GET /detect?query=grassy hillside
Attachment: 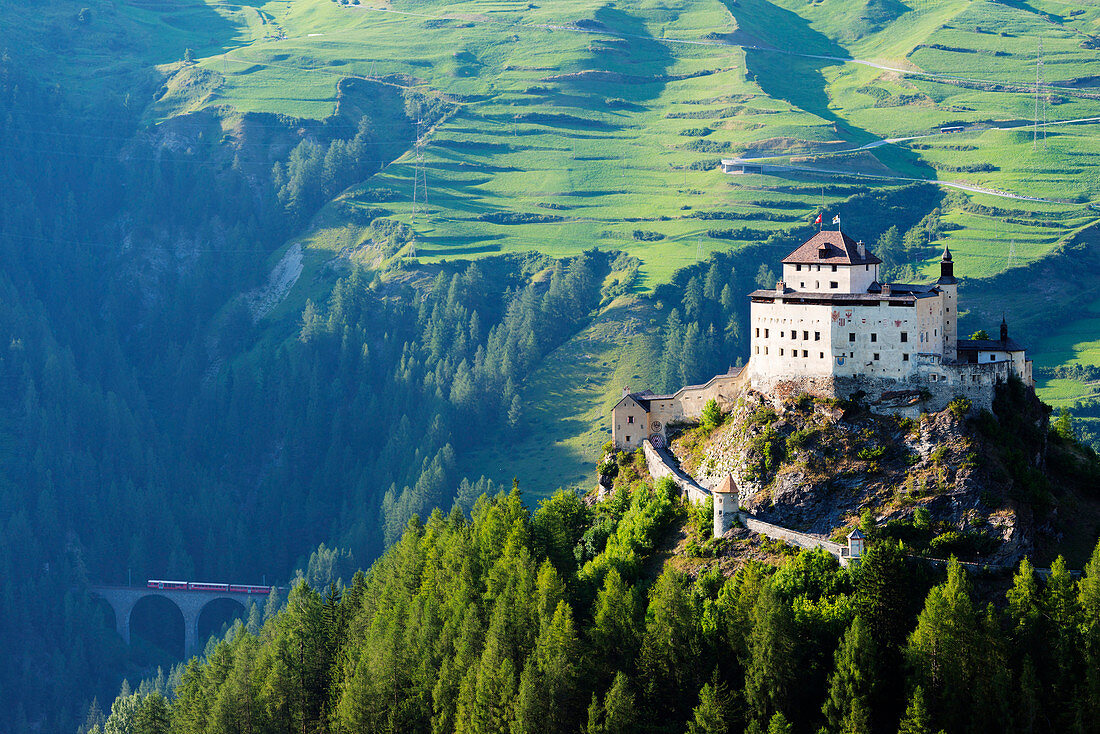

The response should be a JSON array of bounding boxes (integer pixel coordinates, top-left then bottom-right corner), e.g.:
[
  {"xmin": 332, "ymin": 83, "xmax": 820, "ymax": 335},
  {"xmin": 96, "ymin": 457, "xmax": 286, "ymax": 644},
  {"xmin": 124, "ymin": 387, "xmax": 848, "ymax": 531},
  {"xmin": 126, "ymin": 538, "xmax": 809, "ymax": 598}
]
[{"xmin": 25, "ymin": 0, "xmax": 1100, "ymax": 496}]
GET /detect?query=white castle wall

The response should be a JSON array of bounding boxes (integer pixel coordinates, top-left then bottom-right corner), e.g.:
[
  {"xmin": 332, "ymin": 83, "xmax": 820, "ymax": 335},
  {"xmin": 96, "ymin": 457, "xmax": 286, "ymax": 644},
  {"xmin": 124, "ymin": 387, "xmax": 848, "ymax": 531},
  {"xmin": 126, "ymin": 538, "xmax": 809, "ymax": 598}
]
[{"xmin": 782, "ymin": 261, "xmax": 879, "ymax": 294}]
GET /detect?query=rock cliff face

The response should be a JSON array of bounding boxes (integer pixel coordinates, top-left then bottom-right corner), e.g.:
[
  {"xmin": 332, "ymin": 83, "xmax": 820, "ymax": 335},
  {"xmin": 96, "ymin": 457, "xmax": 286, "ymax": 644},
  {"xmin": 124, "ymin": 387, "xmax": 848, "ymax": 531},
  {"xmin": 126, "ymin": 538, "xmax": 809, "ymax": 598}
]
[{"xmin": 668, "ymin": 384, "xmax": 1074, "ymax": 566}]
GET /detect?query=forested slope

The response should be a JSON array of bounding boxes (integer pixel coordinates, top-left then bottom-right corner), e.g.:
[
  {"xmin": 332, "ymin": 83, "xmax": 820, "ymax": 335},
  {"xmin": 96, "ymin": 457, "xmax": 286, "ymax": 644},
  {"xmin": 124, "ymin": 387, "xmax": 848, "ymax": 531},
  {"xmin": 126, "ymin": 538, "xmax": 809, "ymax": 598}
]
[{"xmin": 87, "ymin": 482, "xmax": 1100, "ymax": 734}]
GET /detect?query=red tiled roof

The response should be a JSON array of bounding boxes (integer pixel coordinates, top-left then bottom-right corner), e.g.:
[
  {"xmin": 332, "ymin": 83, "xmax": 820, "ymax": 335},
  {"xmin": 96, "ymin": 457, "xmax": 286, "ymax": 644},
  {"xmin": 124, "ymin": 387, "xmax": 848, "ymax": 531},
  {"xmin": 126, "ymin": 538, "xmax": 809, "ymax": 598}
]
[{"xmin": 782, "ymin": 230, "xmax": 882, "ymax": 265}]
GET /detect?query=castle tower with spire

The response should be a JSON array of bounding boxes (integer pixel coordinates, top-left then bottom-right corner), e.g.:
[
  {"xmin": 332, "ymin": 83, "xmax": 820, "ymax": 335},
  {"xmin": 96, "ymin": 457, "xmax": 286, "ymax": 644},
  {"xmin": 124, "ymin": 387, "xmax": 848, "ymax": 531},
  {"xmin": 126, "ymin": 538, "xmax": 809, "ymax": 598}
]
[{"xmin": 938, "ymin": 244, "xmax": 958, "ymax": 362}]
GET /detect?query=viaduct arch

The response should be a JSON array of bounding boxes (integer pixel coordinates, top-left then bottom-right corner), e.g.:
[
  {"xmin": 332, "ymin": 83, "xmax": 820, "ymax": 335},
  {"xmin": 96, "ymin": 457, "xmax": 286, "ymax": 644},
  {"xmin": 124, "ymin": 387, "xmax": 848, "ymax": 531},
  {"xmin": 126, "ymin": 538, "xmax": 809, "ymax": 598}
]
[{"xmin": 89, "ymin": 586, "xmax": 271, "ymax": 655}]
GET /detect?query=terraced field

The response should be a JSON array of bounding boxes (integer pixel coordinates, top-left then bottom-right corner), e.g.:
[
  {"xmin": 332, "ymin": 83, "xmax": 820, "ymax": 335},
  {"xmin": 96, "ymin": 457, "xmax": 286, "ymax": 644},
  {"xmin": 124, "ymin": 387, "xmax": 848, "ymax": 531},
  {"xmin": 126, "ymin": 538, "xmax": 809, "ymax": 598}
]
[{"xmin": 18, "ymin": 0, "xmax": 1100, "ymax": 493}]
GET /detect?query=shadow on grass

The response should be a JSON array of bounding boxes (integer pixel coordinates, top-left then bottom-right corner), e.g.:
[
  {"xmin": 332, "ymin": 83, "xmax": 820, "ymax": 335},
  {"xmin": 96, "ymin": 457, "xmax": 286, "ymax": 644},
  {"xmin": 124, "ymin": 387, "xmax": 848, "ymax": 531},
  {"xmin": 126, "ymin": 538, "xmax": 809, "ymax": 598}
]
[{"xmin": 419, "ymin": 242, "xmax": 504, "ymax": 256}]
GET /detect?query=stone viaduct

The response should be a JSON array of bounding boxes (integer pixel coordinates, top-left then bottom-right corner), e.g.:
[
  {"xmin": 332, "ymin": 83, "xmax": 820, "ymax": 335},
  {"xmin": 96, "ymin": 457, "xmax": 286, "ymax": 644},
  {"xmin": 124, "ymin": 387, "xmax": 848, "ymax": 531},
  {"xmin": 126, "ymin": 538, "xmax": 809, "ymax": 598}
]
[{"xmin": 89, "ymin": 585, "xmax": 273, "ymax": 655}]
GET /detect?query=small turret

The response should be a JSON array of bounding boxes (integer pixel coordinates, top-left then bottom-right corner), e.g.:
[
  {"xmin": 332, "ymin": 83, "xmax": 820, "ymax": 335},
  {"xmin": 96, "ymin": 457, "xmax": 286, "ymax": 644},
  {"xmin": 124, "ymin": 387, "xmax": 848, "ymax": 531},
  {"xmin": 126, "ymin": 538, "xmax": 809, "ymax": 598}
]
[
  {"xmin": 713, "ymin": 474, "xmax": 739, "ymax": 538},
  {"xmin": 847, "ymin": 528, "xmax": 866, "ymax": 561}
]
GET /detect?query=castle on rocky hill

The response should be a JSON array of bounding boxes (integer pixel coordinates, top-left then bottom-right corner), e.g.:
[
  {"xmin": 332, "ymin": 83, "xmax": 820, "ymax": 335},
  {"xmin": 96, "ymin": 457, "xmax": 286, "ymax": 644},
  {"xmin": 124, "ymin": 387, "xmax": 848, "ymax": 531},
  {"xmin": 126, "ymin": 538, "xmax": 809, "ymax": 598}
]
[{"xmin": 611, "ymin": 228, "xmax": 1032, "ymax": 450}]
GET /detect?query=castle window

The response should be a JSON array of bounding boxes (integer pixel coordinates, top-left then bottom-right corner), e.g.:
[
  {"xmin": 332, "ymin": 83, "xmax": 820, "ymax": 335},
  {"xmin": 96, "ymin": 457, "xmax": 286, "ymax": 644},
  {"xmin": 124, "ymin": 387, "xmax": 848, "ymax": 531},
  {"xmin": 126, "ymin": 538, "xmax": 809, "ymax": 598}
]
[
  {"xmin": 814, "ymin": 332, "xmax": 820, "ymax": 341},
  {"xmin": 791, "ymin": 332, "xmax": 796, "ymax": 341},
  {"xmin": 800, "ymin": 282, "xmax": 805, "ymax": 288},
  {"xmin": 819, "ymin": 352, "xmax": 824, "ymax": 358},
  {"xmin": 765, "ymin": 329, "xmax": 769, "ymax": 338},
  {"xmin": 830, "ymin": 281, "xmax": 838, "ymax": 289},
  {"xmin": 803, "ymin": 331, "xmax": 809, "ymax": 340},
  {"xmin": 831, "ymin": 265, "xmax": 837, "ymax": 272},
  {"xmin": 755, "ymin": 327, "xmax": 759, "ymax": 337},
  {"xmin": 765, "ymin": 347, "xmax": 768, "ymax": 355},
  {"xmin": 755, "ymin": 346, "xmax": 760, "ymax": 354},
  {"xmin": 780, "ymin": 349, "xmax": 784, "ymax": 356},
  {"xmin": 873, "ymin": 353, "xmax": 880, "ymax": 361},
  {"xmin": 901, "ymin": 332, "xmax": 908, "ymax": 343},
  {"xmin": 628, "ymin": 416, "xmax": 634, "ymax": 424},
  {"xmin": 871, "ymin": 333, "xmax": 877, "ymax": 343},
  {"xmin": 903, "ymin": 354, "xmax": 909, "ymax": 361},
  {"xmin": 796, "ymin": 264, "xmax": 802, "ymax": 271},
  {"xmin": 802, "ymin": 350, "xmax": 808, "ymax": 357},
  {"xmin": 849, "ymin": 333, "xmax": 855, "ymax": 342}
]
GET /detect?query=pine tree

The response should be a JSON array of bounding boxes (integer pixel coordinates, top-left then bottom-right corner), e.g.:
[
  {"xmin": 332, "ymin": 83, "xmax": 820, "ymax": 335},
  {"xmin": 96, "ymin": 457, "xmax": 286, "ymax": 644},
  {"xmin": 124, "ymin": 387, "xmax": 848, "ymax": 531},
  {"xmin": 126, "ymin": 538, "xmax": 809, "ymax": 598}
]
[
  {"xmin": 131, "ymin": 693, "xmax": 170, "ymax": 734},
  {"xmin": 766, "ymin": 711, "xmax": 792, "ymax": 734},
  {"xmin": 686, "ymin": 673, "xmax": 729, "ymax": 734},
  {"xmin": 456, "ymin": 633, "xmax": 517, "ymax": 734},
  {"xmin": 1078, "ymin": 540, "xmax": 1100, "ymax": 729},
  {"xmin": 585, "ymin": 694, "xmax": 603, "ymax": 734},
  {"xmin": 660, "ymin": 309, "xmax": 685, "ymax": 393},
  {"xmin": 821, "ymin": 616, "xmax": 875, "ymax": 734},
  {"xmin": 854, "ymin": 539, "xmax": 908, "ymax": 715},
  {"xmin": 744, "ymin": 584, "xmax": 796, "ymax": 731},
  {"xmin": 590, "ymin": 569, "xmax": 641, "ymax": 680},
  {"xmin": 904, "ymin": 559, "xmax": 980, "ymax": 732},
  {"xmin": 897, "ymin": 687, "xmax": 931, "ymax": 734},
  {"xmin": 679, "ymin": 321, "xmax": 703, "ymax": 387},
  {"xmin": 1016, "ymin": 656, "xmax": 1041, "ymax": 734},
  {"xmin": 535, "ymin": 601, "xmax": 583, "ymax": 733},
  {"xmin": 602, "ymin": 672, "xmax": 637, "ymax": 734},
  {"xmin": 1045, "ymin": 555, "xmax": 1082, "ymax": 729},
  {"xmin": 1006, "ymin": 557, "xmax": 1042, "ymax": 637},
  {"xmin": 639, "ymin": 568, "xmax": 699, "ymax": 724}
]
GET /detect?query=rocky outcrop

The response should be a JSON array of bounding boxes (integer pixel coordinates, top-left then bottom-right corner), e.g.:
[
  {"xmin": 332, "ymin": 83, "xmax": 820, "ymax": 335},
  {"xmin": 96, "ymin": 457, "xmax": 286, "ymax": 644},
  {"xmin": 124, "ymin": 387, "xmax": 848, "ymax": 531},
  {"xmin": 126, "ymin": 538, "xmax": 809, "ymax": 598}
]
[{"xmin": 670, "ymin": 389, "xmax": 1040, "ymax": 566}]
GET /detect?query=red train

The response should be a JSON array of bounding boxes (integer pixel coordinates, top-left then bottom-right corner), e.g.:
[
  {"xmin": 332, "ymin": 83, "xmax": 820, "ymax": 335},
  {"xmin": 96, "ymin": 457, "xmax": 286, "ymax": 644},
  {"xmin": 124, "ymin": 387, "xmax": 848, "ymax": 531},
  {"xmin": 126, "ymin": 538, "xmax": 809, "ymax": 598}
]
[{"xmin": 147, "ymin": 580, "xmax": 272, "ymax": 594}]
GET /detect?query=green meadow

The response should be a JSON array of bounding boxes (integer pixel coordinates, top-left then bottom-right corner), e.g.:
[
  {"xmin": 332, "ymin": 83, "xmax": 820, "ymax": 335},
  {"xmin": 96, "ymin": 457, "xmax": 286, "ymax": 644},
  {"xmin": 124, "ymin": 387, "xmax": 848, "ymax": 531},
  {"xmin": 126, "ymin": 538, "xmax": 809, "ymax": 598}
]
[{"xmin": 24, "ymin": 0, "xmax": 1100, "ymax": 494}]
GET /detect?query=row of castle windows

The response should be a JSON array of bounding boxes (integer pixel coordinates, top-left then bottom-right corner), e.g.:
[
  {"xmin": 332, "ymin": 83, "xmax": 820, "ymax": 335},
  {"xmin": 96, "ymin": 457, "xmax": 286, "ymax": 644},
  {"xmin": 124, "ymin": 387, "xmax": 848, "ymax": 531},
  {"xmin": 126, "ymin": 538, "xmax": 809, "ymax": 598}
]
[
  {"xmin": 799, "ymin": 281, "xmax": 840, "ymax": 290},
  {"xmin": 794, "ymin": 264, "xmax": 839, "ymax": 272},
  {"xmin": 848, "ymin": 332, "xmax": 908, "ymax": 343},
  {"xmin": 755, "ymin": 345, "xmax": 912, "ymax": 362},
  {"xmin": 755, "ymin": 328, "xmax": 918, "ymax": 344}
]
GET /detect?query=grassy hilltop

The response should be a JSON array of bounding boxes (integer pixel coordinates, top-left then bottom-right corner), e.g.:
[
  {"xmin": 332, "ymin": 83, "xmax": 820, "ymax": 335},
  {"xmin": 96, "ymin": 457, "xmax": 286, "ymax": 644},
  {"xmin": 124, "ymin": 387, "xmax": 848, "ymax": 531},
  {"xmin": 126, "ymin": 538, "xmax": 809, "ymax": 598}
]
[{"xmin": 14, "ymin": 0, "xmax": 1100, "ymax": 496}]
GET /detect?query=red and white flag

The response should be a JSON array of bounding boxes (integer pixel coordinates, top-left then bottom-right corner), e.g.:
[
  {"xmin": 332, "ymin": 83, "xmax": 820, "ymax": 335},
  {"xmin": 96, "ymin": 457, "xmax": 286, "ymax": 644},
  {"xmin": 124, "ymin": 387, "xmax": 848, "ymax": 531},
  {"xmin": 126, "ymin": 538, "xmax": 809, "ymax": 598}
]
[{"xmin": 814, "ymin": 213, "xmax": 822, "ymax": 225}]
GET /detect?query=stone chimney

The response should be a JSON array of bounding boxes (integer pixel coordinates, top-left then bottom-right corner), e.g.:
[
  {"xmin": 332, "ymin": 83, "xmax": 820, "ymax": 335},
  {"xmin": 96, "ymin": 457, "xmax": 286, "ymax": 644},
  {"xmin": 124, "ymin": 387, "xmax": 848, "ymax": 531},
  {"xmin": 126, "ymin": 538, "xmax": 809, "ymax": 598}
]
[
  {"xmin": 776, "ymin": 280, "xmax": 785, "ymax": 293},
  {"xmin": 622, "ymin": 386, "xmax": 630, "ymax": 397},
  {"xmin": 857, "ymin": 240, "xmax": 866, "ymax": 259},
  {"xmin": 882, "ymin": 283, "xmax": 892, "ymax": 296}
]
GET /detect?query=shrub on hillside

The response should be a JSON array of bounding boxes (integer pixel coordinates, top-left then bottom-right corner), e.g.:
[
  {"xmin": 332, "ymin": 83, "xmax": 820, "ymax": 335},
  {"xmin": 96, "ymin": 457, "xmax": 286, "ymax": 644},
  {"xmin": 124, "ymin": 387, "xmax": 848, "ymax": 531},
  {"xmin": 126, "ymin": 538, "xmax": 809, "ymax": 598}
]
[
  {"xmin": 632, "ymin": 229, "xmax": 665, "ymax": 241},
  {"xmin": 477, "ymin": 211, "xmax": 564, "ymax": 224},
  {"xmin": 701, "ymin": 399, "xmax": 725, "ymax": 431}
]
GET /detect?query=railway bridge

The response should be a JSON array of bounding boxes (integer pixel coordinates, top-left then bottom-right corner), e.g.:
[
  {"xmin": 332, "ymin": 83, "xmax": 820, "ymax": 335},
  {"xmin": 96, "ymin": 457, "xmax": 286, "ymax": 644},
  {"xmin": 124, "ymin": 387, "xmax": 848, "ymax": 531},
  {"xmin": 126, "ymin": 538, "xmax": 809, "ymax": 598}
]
[{"xmin": 89, "ymin": 583, "xmax": 277, "ymax": 655}]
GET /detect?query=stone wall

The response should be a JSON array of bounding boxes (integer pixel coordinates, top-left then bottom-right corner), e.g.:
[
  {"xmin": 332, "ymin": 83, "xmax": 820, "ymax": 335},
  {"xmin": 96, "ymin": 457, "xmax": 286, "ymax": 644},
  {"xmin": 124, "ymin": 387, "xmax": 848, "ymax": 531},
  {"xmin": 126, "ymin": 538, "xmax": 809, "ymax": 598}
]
[
  {"xmin": 641, "ymin": 439, "xmax": 711, "ymax": 504},
  {"xmin": 749, "ymin": 361, "xmax": 1009, "ymax": 419},
  {"xmin": 740, "ymin": 514, "xmax": 847, "ymax": 559},
  {"xmin": 646, "ymin": 367, "xmax": 749, "ymax": 428}
]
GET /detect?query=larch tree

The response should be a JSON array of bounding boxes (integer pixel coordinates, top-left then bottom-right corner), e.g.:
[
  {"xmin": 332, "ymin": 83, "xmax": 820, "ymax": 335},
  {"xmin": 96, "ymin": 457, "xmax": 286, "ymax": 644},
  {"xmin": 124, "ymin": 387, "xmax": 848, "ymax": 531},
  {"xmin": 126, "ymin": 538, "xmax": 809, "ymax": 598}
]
[
  {"xmin": 821, "ymin": 616, "xmax": 876, "ymax": 734},
  {"xmin": 744, "ymin": 583, "xmax": 796, "ymax": 732},
  {"xmin": 904, "ymin": 559, "xmax": 981, "ymax": 733},
  {"xmin": 685, "ymin": 673, "xmax": 730, "ymax": 734}
]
